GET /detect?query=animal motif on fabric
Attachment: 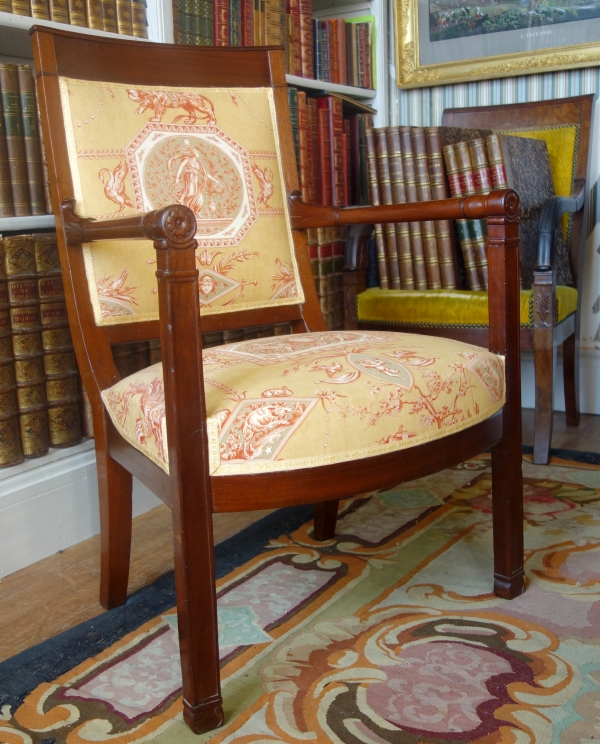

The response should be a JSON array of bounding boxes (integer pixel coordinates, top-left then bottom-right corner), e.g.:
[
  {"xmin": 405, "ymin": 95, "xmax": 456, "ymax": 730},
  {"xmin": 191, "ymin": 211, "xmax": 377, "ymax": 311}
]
[
  {"xmin": 126, "ymin": 89, "xmax": 217, "ymax": 125},
  {"xmin": 98, "ymin": 162, "xmax": 134, "ymax": 212},
  {"xmin": 252, "ymin": 163, "xmax": 274, "ymax": 208}
]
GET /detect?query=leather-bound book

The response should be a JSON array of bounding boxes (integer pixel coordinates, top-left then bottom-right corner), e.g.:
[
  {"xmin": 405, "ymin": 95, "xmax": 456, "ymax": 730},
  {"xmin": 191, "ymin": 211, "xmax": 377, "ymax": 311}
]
[
  {"xmin": 386, "ymin": 126, "xmax": 414, "ymax": 289},
  {"xmin": 307, "ymin": 227, "xmax": 319, "ymax": 297},
  {"xmin": 31, "ymin": 0, "xmax": 50, "ymax": 18},
  {"xmin": 365, "ymin": 127, "xmax": 389, "ymax": 289},
  {"xmin": 101, "ymin": 0, "xmax": 118, "ymax": 31},
  {"xmin": 4, "ymin": 235, "xmax": 49, "ymax": 458},
  {"xmin": 10, "ymin": 0, "xmax": 30, "ymax": 14},
  {"xmin": 0, "ymin": 0, "xmax": 11, "ymax": 11},
  {"xmin": 115, "ymin": 0, "xmax": 133, "ymax": 34},
  {"xmin": 317, "ymin": 96, "xmax": 345, "ymax": 207},
  {"xmin": 329, "ymin": 19, "xmax": 339, "ymax": 84},
  {"xmin": 131, "ymin": 0, "xmax": 148, "ymax": 36},
  {"xmin": 331, "ymin": 225, "xmax": 346, "ymax": 328},
  {"xmin": 316, "ymin": 106, "xmax": 332, "ymax": 206},
  {"xmin": 49, "ymin": 0, "xmax": 70, "ymax": 23},
  {"xmin": 287, "ymin": 87, "xmax": 299, "ymax": 168},
  {"xmin": 346, "ymin": 114, "xmax": 360, "ymax": 206},
  {"xmin": 307, "ymin": 97, "xmax": 320, "ymax": 203},
  {"xmin": 148, "ymin": 338, "xmax": 162, "ymax": 364},
  {"xmin": 373, "ymin": 128, "xmax": 400, "ymax": 289},
  {"xmin": 241, "ymin": 0, "xmax": 253, "ymax": 45},
  {"xmin": 454, "ymin": 141, "xmax": 488, "ymax": 289},
  {"xmin": 214, "ymin": 0, "xmax": 230, "ymax": 45},
  {"xmin": 222, "ymin": 328, "xmax": 243, "ymax": 344},
  {"xmin": 85, "ymin": 0, "xmax": 104, "ymax": 28},
  {"xmin": 297, "ymin": 92, "xmax": 314, "ymax": 204},
  {"xmin": 202, "ymin": 0, "xmax": 215, "ymax": 43},
  {"xmin": 229, "ymin": 0, "xmax": 241, "ymax": 44},
  {"xmin": 68, "ymin": 0, "xmax": 87, "ymax": 26},
  {"xmin": 0, "ymin": 64, "xmax": 30, "ymax": 217},
  {"xmin": 345, "ymin": 23, "xmax": 357, "ymax": 87},
  {"xmin": 442, "ymin": 143, "xmax": 482, "ymax": 291},
  {"xmin": 398, "ymin": 127, "xmax": 427, "ymax": 289},
  {"xmin": 316, "ymin": 227, "xmax": 335, "ymax": 328},
  {"xmin": 336, "ymin": 18, "xmax": 347, "ymax": 86},
  {"xmin": 485, "ymin": 133, "xmax": 509, "ymax": 189},
  {"xmin": 0, "ymin": 93, "xmax": 15, "ymax": 218},
  {"xmin": 17, "ymin": 67, "xmax": 46, "ymax": 217},
  {"xmin": 203, "ymin": 332, "xmax": 224, "ymax": 348},
  {"xmin": 425, "ymin": 127, "xmax": 456, "ymax": 289},
  {"xmin": 289, "ymin": 0, "xmax": 301, "ymax": 72},
  {"xmin": 469, "ymin": 138, "xmax": 492, "ymax": 195},
  {"xmin": 411, "ymin": 127, "xmax": 442, "ymax": 289},
  {"xmin": 35, "ymin": 234, "xmax": 82, "ymax": 448},
  {"xmin": 0, "ymin": 240, "xmax": 23, "ymax": 467}
]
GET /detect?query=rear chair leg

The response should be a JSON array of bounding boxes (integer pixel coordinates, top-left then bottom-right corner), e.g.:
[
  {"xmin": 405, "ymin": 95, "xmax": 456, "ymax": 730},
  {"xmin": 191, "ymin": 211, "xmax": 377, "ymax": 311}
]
[
  {"xmin": 563, "ymin": 332, "xmax": 580, "ymax": 427},
  {"xmin": 314, "ymin": 500, "xmax": 340, "ymax": 541}
]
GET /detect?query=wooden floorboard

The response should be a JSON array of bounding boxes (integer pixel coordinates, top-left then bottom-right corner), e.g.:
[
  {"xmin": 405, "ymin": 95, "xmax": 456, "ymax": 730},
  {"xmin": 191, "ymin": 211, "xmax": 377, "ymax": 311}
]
[{"xmin": 1, "ymin": 409, "xmax": 598, "ymax": 664}]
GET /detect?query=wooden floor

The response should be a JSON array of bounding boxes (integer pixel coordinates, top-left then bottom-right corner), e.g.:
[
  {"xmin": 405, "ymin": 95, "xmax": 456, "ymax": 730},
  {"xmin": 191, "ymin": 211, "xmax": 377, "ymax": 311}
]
[{"xmin": 1, "ymin": 409, "xmax": 598, "ymax": 664}]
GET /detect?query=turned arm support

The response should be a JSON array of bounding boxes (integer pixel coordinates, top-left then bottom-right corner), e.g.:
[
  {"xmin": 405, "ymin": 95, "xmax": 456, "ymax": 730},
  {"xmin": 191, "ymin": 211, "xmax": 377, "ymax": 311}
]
[{"xmin": 536, "ymin": 179, "xmax": 585, "ymax": 271}]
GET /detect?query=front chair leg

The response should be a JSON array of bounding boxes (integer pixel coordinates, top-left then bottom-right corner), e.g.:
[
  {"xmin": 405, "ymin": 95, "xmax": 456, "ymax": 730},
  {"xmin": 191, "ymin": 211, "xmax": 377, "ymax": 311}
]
[
  {"xmin": 314, "ymin": 500, "xmax": 340, "ymax": 541},
  {"xmin": 533, "ymin": 326, "xmax": 557, "ymax": 465}
]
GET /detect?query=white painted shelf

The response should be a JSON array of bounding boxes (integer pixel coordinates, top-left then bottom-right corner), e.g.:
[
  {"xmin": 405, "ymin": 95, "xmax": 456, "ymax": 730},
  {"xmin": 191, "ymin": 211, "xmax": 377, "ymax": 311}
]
[
  {"xmin": 285, "ymin": 74, "xmax": 375, "ymax": 100},
  {"xmin": 0, "ymin": 213, "xmax": 55, "ymax": 231}
]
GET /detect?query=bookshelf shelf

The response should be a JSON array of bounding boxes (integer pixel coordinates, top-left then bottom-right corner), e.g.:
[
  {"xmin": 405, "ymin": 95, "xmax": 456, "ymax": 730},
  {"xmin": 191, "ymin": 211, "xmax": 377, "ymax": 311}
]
[
  {"xmin": 285, "ymin": 74, "xmax": 375, "ymax": 100},
  {"xmin": 0, "ymin": 11, "xmax": 142, "ymax": 60},
  {"xmin": 0, "ymin": 214, "xmax": 56, "ymax": 231}
]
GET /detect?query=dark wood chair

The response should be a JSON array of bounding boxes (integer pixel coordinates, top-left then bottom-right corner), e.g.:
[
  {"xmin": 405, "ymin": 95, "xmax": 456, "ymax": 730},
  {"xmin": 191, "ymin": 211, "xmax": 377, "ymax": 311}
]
[
  {"xmin": 32, "ymin": 27, "xmax": 524, "ymax": 735},
  {"xmin": 345, "ymin": 97, "xmax": 594, "ymax": 465}
]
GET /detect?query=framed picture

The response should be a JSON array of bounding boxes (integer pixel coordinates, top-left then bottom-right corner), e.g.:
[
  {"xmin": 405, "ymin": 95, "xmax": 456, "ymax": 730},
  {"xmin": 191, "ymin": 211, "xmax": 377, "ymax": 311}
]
[{"xmin": 396, "ymin": 0, "xmax": 600, "ymax": 88}]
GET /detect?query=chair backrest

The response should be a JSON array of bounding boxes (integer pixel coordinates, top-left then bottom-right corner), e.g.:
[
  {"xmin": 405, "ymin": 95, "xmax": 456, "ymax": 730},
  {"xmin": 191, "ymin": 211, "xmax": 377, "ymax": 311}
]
[
  {"xmin": 32, "ymin": 28, "xmax": 323, "ymax": 395},
  {"xmin": 442, "ymin": 95, "xmax": 595, "ymax": 291}
]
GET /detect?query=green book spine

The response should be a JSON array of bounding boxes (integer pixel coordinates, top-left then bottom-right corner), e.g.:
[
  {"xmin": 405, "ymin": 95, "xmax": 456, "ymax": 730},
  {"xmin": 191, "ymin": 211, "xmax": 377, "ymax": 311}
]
[
  {"xmin": 0, "ymin": 64, "xmax": 30, "ymax": 217},
  {"xmin": 17, "ymin": 66, "xmax": 46, "ymax": 216}
]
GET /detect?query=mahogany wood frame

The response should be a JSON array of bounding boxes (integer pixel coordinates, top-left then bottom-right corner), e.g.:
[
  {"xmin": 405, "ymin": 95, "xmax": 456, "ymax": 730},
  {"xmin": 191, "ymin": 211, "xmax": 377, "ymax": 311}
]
[{"xmin": 31, "ymin": 27, "xmax": 524, "ymax": 735}]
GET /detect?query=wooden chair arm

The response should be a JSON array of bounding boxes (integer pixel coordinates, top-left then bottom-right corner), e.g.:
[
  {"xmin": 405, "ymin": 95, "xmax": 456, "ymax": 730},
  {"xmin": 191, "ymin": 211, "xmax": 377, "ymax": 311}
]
[
  {"xmin": 288, "ymin": 189, "xmax": 518, "ymax": 229},
  {"xmin": 536, "ymin": 179, "xmax": 585, "ymax": 271}
]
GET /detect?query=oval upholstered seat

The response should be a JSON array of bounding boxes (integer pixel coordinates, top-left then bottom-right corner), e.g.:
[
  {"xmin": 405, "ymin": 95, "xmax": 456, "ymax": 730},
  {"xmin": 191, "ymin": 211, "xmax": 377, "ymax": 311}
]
[{"xmin": 102, "ymin": 330, "xmax": 505, "ymax": 476}]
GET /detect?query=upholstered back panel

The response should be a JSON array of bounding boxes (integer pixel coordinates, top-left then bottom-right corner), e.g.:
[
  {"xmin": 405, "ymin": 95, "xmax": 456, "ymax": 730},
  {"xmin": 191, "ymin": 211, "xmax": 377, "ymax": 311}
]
[{"xmin": 59, "ymin": 78, "xmax": 303, "ymax": 326}]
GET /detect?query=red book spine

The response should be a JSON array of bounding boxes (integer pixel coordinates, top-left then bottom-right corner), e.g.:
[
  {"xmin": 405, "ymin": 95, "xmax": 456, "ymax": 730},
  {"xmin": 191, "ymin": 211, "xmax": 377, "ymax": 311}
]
[
  {"xmin": 337, "ymin": 18, "xmax": 347, "ymax": 86},
  {"xmin": 304, "ymin": 98, "xmax": 315, "ymax": 203},
  {"xmin": 308, "ymin": 97, "xmax": 320, "ymax": 204},
  {"xmin": 299, "ymin": 0, "xmax": 314, "ymax": 78},
  {"xmin": 329, "ymin": 19, "xmax": 339, "ymax": 84},
  {"xmin": 215, "ymin": 0, "xmax": 230, "ymax": 45},
  {"xmin": 316, "ymin": 106, "xmax": 332, "ymax": 206},
  {"xmin": 342, "ymin": 130, "xmax": 349, "ymax": 206},
  {"xmin": 242, "ymin": 0, "xmax": 254, "ymax": 44},
  {"xmin": 321, "ymin": 97, "xmax": 345, "ymax": 207}
]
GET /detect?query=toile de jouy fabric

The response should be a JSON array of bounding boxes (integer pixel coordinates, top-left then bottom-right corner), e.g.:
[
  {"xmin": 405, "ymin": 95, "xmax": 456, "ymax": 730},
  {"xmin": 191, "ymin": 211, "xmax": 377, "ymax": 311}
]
[
  {"xmin": 101, "ymin": 330, "xmax": 505, "ymax": 476},
  {"xmin": 59, "ymin": 78, "xmax": 302, "ymax": 325}
]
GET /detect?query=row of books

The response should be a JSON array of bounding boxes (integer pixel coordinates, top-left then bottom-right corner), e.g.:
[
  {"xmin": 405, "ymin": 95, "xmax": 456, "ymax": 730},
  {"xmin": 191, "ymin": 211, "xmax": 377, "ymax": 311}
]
[
  {"xmin": 173, "ymin": 0, "xmax": 374, "ymax": 90},
  {"xmin": 0, "ymin": 0, "xmax": 148, "ymax": 36},
  {"xmin": 0, "ymin": 232, "xmax": 83, "ymax": 468},
  {"xmin": 0, "ymin": 64, "xmax": 52, "ymax": 219}
]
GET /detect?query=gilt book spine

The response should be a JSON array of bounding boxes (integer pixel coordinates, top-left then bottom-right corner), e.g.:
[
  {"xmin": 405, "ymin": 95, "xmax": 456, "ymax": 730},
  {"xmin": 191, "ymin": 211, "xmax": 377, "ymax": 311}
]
[
  {"xmin": 0, "ymin": 240, "xmax": 23, "ymax": 467},
  {"xmin": 425, "ymin": 126, "xmax": 456, "ymax": 289},
  {"xmin": 131, "ymin": 0, "xmax": 148, "ymax": 36},
  {"xmin": 0, "ymin": 64, "xmax": 30, "ymax": 217},
  {"xmin": 316, "ymin": 106, "xmax": 332, "ymax": 207},
  {"xmin": 101, "ymin": 0, "xmax": 118, "ymax": 31},
  {"xmin": 30, "ymin": 0, "xmax": 50, "ymax": 18},
  {"xmin": 398, "ymin": 126, "xmax": 427, "ymax": 290},
  {"xmin": 442, "ymin": 143, "xmax": 482, "ymax": 291},
  {"xmin": 318, "ymin": 96, "xmax": 345, "ymax": 207},
  {"xmin": 115, "ymin": 0, "xmax": 133, "ymax": 33},
  {"xmin": 0, "ymin": 92, "xmax": 15, "ymax": 218},
  {"xmin": 4, "ymin": 235, "xmax": 49, "ymax": 458},
  {"xmin": 485, "ymin": 133, "xmax": 509, "ymax": 189},
  {"xmin": 202, "ymin": 0, "xmax": 214, "ymax": 43},
  {"xmin": 297, "ymin": 92, "xmax": 314, "ymax": 204},
  {"xmin": 214, "ymin": 0, "xmax": 230, "ymax": 44},
  {"xmin": 331, "ymin": 225, "xmax": 346, "ymax": 328},
  {"xmin": 48, "ymin": 0, "xmax": 70, "ymax": 22},
  {"xmin": 373, "ymin": 127, "xmax": 401, "ymax": 289},
  {"xmin": 287, "ymin": 87, "xmax": 299, "ymax": 169},
  {"xmin": 0, "ymin": 0, "xmax": 12, "ymax": 10},
  {"xmin": 307, "ymin": 97, "xmax": 320, "ymax": 204},
  {"xmin": 85, "ymin": 0, "xmax": 104, "ymax": 28},
  {"xmin": 347, "ymin": 114, "xmax": 360, "ymax": 206},
  {"xmin": 17, "ymin": 66, "xmax": 46, "ymax": 217},
  {"xmin": 68, "ymin": 0, "xmax": 87, "ymax": 26},
  {"xmin": 10, "ymin": 0, "xmax": 31, "ymax": 14},
  {"xmin": 329, "ymin": 19, "xmax": 339, "ymax": 84},
  {"xmin": 316, "ymin": 227, "xmax": 335, "ymax": 327},
  {"xmin": 386, "ymin": 126, "xmax": 414, "ymax": 289},
  {"xmin": 242, "ymin": 0, "xmax": 253, "ymax": 45},
  {"xmin": 469, "ymin": 138, "xmax": 492, "ymax": 195},
  {"xmin": 454, "ymin": 141, "xmax": 488, "ymax": 289},
  {"xmin": 289, "ymin": 0, "xmax": 302, "ymax": 73},
  {"xmin": 336, "ymin": 18, "xmax": 347, "ymax": 86},
  {"xmin": 35, "ymin": 234, "xmax": 82, "ymax": 448},
  {"xmin": 411, "ymin": 127, "xmax": 442, "ymax": 290},
  {"xmin": 306, "ymin": 227, "xmax": 319, "ymax": 298},
  {"xmin": 365, "ymin": 126, "xmax": 389, "ymax": 289},
  {"xmin": 229, "ymin": 0, "xmax": 241, "ymax": 44}
]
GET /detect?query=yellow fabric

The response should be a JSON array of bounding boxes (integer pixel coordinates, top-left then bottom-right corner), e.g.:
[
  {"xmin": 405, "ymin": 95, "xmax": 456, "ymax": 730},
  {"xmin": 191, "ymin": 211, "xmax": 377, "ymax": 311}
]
[
  {"xmin": 102, "ymin": 331, "xmax": 505, "ymax": 475},
  {"xmin": 59, "ymin": 78, "xmax": 303, "ymax": 326},
  {"xmin": 358, "ymin": 287, "xmax": 578, "ymax": 328},
  {"xmin": 504, "ymin": 125, "xmax": 578, "ymax": 240}
]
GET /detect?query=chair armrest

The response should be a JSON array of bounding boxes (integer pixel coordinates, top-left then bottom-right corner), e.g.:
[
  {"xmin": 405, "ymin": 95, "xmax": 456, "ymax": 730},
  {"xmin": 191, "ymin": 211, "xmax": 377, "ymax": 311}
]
[{"xmin": 536, "ymin": 179, "xmax": 585, "ymax": 271}]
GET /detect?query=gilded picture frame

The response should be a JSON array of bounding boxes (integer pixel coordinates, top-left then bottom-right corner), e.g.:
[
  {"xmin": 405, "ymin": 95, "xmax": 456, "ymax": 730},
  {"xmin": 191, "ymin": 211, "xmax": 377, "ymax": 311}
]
[{"xmin": 396, "ymin": 0, "xmax": 600, "ymax": 88}]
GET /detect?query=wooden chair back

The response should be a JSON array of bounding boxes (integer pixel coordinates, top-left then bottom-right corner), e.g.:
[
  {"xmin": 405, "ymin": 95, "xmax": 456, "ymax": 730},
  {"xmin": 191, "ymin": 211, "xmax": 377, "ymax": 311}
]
[{"xmin": 32, "ymin": 30, "xmax": 325, "ymax": 406}]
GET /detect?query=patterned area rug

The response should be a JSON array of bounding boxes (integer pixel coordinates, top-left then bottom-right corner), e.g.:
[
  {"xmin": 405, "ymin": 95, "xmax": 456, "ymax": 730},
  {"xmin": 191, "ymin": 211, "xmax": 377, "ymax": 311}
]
[{"xmin": 2, "ymin": 448, "xmax": 600, "ymax": 744}]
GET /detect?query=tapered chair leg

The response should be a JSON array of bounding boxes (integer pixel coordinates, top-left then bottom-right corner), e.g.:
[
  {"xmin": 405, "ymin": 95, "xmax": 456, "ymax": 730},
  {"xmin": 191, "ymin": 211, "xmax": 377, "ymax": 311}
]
[
  {"xmin": 96, "ymin": 430, "xmax": 133, "ymax": 610},
  {"xmin": 563, "ymin": 332, "xmax": 580, "ymax": 427},
  {"xmin": 533, "ymin": 327, "xmax": 557, "ymax": 465},
  {"xmin": 314, "ymin": 500, "xmax": 340, "ymax": 541}
]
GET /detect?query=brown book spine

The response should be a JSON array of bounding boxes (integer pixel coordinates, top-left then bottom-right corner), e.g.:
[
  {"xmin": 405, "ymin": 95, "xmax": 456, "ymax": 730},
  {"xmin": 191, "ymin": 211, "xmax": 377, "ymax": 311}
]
[
  {"xmin": 148, "ymin": 338, "xmax": 162, "ymax": 364},
  {"xmin": 442, "ymin": 144, "xmax": 482, "ymax": 291},
  {"xmin": 299, "ymin": 0, "xmax": 313, "ymax": 77},
  {"xmin": 365, "ymin": 127, "xmax": 389, "ymax": 289},
  {"xmin": 386, "ymin": 127, "xmax": 414, "ymax": 289},
  {"xmin": 130, "ymin": 0, "xmax": 148, "ymax": 35},
  {"xmin": 374, "ymin": 128, "xmax": 401, "ymax": 289},
  {"xmin": 336, "ymin": 18, "xmax": 347, "ymax": 86},
  {"xmin": 35, "ymin": 234, "xmax": 82, "ymax": 448},
  {"xmin": 0, "ymin": 64, "xmax": 31, "ymax": 217},
  {"xmin": 101, "ymin": 0, "xmax": 118, "ymax": 30},
  {"xmin": 17, "ymin": 66, "xmax": 46, "ymax": 217},
  {"xmin": 0, "ymin": 90, "xmax": 15, "ymax": 218},
  {"xmin": 316, "ymin": 106, "xmax": 332, "ymax": 207},
  {"xmin": 454, "ymin": 141, "xmax": 488, "ymax": 289},
  {"xmin": 289, "ymin": 0, "xmax": 302, "ymax": 74},
  {"xmin": 10, "ymin": 0, "xmax": 31, "ymax": 14},
  {"xmin": 321, "ymin": 96, "xmax": 345, "ymax": 207},
  {"xmin": 68, "ymin": 0, "xmax": 87, "ymax": 25},
  {"xmin": 0, "ymin": 239, "xmax": 23, "ymax": 467},
  {"xmin": 398, "ymin": 127, "xmax": 427, "ymax": 290},
  {"xmin": 308, "ymin": 97, "xmax": 320, "ymax": 204},
  {"xmin": 425, "ymin": 127, "xmax": 456, "ymax": 289},
  {"xmin": 329, "ymin": 19, "xmax": 339, "ymax": 84},
  {"xmin": 4, "ymin": 235, "xmax": 49, "ymax": 458},
  {"xmin": 242, "ymin": 0, "xmax": 254, "ymax": 45},
  {"xmin": 485, "ymin": 133, "xmax": 509, "ymax": 189},
  {"xmin": 30, "ymin": 0, "xmax": 50, "ymax": 18},
  {"xmin": 297, "ymin": 92, "xmax": 312, "ymax": 204},
  {"xmin": 0, "ymin": 0, "xmax": 12, "ymax": 11},
  {"xmin": 316, "ymin": 227, "xmax": 335, "ymax": 328},
  {"xmin": 469, "ymin": 138, "xmax": 492, "ymax": 195},
  {"xmin": 35, "ymin": 96, "xmax": 53, "ymax": 214},
  {"xmin": 48, "ymin": 0, "xmax": 70, "ymax": 23},
  {"xmin": 115, "ymin": 0, "xmax": 132, "ymax": 33},
  {"xmin": 84, "ymin": 0, "xmax": 103, "ymax": 26},
  {"xmin": 411, "ymin": 127, "xmax": 442, "ymax": 290}
]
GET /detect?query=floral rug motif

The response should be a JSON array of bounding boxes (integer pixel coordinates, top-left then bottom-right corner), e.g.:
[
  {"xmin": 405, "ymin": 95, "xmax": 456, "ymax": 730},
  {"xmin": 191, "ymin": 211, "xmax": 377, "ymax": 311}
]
[{"xmin": 2, "ymin": 450, "xmax": 600, "ymax": 743}]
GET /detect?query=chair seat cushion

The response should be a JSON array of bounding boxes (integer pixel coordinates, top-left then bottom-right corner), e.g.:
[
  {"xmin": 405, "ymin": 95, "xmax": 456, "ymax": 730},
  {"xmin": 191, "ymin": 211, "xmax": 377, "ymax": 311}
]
[
  {"xmin": 358, "ymin": 287, "xmax": 578, "ymax": 329},
  {"xmin": 102, "ymin": 331, "xmax": 505, "ymax": 476}
]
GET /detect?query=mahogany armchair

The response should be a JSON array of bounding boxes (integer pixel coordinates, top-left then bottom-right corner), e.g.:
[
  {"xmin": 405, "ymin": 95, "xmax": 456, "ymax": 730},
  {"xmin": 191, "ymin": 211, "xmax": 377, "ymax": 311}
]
[
  {"xmin": 32, "ymin": 27, "xmax": 524, "ymax": 735},
  {"xmin": 346, "ymin": 97, "xmax": 594, "ymax": 465}
]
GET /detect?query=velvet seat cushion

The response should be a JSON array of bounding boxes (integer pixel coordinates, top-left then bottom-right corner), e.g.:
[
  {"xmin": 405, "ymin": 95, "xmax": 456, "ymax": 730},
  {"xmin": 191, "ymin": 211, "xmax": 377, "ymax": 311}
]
[
  {"xmin": 358, "ymin": 287, "xmax": 578, "ymax": 329},
  {"xmin": 102, "ymin": 330, "xmax": 505, "ymax": 476}
]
